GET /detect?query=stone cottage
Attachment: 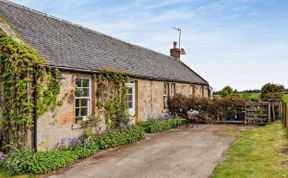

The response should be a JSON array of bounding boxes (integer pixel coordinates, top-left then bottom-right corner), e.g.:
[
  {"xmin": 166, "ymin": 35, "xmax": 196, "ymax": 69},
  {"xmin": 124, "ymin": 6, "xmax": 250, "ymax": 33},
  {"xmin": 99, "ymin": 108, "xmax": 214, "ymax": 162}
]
[{"xmin": 0, "ymin": 0, "xmax": 210, "ymax": 150}]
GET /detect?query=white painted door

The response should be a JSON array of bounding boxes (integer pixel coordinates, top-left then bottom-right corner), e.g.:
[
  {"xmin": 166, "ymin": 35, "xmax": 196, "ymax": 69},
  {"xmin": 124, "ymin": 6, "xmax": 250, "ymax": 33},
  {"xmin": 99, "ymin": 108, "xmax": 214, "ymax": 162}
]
[{"xmin": 126, "ymin": 82, "xmax": 136, "ymax": 124}]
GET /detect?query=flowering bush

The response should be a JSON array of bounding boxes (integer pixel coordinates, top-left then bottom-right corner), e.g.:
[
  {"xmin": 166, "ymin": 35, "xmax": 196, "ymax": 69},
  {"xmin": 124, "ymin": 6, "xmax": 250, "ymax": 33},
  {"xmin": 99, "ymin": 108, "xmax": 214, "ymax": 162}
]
[
  {"xmin": 0, "ymin": 151, "xmax": 5, "ymax": 160},
  {"xmin": 150, "ymin": 112, "xmax": 174, "ymax": 120}
]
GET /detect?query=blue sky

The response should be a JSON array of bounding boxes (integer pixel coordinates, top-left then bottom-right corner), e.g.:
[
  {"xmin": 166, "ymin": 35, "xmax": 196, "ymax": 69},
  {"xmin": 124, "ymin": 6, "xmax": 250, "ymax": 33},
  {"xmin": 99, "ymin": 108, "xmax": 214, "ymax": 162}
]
[{"xmin": 10, "ymin": 0, "xmax": 288, "ymax": 91}]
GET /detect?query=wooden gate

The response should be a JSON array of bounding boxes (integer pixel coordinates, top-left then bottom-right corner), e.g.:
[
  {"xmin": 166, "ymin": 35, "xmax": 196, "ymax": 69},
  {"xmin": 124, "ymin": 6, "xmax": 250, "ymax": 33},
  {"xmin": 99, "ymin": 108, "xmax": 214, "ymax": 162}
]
[{"xmin": 245, "ymin": 101, "xmax": 283, "ymax": 125}]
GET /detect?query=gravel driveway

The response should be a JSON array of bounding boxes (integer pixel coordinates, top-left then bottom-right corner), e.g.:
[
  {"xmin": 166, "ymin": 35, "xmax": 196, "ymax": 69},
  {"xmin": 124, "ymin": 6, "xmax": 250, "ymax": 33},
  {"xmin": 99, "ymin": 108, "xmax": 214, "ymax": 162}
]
[{"xmin": 47, "ymin": 124, "xmax": 251, "ymax": 178}]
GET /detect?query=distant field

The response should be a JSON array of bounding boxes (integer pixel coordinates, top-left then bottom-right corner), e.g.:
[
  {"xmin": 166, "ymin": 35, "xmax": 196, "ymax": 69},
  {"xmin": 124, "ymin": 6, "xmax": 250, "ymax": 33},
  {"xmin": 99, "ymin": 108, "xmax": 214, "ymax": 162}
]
[
  {"xmin": 249, "ymin": 93, "xmax": 260, "ymax": 101},
  {"xmin": 241, "ymin": 92, "xmax": 288, "ymax": 103},
  {"xmin": 283, "ymin": 93, "xmax": 288, "ymax": 103}
]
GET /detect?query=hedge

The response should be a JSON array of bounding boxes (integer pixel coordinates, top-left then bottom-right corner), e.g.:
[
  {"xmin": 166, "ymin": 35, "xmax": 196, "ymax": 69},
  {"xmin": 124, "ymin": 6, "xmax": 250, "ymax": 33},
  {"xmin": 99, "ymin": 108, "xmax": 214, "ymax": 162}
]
[
  {"xmin": 139, "ymin": 118, "xmax": 184, "ymax": 133},
  {"xmin": 0, "ymin": 125, "xmax": 144, "ymax": 175},
  {"xmin": 168, "ymin": 94, "xmax": 246, "ymax": 121}
]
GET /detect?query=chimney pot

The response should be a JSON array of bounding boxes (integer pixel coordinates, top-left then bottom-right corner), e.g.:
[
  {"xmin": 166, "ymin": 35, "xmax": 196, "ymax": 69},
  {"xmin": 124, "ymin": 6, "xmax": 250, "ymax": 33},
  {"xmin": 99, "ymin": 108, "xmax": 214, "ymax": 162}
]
[{"xmin": 173, "ymin": 41, "xmax": 177, "ymax": 49}]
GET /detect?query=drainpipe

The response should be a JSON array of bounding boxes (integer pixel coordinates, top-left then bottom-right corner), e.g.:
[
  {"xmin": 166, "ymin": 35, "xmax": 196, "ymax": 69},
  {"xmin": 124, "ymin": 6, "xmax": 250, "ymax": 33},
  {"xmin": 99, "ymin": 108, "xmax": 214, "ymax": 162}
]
[{"xmin": 32, "ymin": 72, "xmax": 38, "ymax": 152}]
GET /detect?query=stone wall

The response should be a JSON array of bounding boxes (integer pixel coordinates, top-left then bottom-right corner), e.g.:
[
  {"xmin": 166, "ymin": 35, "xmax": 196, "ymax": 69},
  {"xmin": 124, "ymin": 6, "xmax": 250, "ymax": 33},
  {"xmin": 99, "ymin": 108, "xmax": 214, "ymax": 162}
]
[
  {"xmin": 137, "ymin": 80, "xmax": 164, "ymax": 122},
  {"xmin": 136, "ymin": 80, "xmax": 210, "ymax": 122},
  {"xmin": 175, "ymin": 83, "xmax": 192, "ymax": 97},
  {"xmin": 37, "ymin": 72, "xmax": 105, "ymax": 151},
  {"xmin": 204, "ymin": 86, "xmax": 209, "ymax": 97},
  {"xmin": 36, "ymin": 73, "xmax": 209, "ymax": 150},
  {"xmin": 37, "ymin": 72, "xmax": 78, "ymax": 151}
]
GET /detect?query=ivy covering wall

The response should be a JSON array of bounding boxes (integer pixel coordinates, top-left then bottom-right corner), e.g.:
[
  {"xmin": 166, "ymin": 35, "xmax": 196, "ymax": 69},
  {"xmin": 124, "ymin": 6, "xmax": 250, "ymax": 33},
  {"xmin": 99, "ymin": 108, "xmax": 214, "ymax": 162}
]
[
  {"xmin": 96, "ymin": 69, "xmax": 131, "ymax": 129},
  {"xmin": 0, "ymin": 28, "xmax": 61, "ymax": 148}
]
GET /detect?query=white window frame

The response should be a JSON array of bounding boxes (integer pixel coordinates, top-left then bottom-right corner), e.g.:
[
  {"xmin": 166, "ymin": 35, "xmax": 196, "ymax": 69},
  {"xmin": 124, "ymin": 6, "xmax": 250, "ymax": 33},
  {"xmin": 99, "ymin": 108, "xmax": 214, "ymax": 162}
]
[
  {"xmin": 75, "ymin": 77, "xmax": 92, "ymax": 120},
  {"xmin": 170, "ymin": 83, "xmax": 175, "ymax": 97},
  {"xmin": 163, "ymin": 82, "xmax": 168, "ymax": 109}
]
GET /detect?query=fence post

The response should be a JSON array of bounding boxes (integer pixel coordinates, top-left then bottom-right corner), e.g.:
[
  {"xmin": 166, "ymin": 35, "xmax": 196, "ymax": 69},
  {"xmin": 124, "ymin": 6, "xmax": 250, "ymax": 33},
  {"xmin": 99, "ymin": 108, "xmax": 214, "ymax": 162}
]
[
  {"xmin": 283, "ymin": 102, "xmax": 288, "ymax": 128},
  {"xmin": 268, "ymin": 102, "xmax": 271, "ymax": 123},
  {"xmin": 283, "ymin": 102, "xmax": 286, "ymax": 127},
  {"xmin": 286, "ymin": 103, "xmax": 288, "ymax": 128}
]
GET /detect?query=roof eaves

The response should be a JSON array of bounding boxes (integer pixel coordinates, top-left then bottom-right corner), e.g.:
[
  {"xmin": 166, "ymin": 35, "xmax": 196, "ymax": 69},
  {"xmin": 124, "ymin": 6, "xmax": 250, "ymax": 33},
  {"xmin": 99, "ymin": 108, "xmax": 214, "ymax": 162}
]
[{"xmin": 56, "ymin": 65, "xmax": 209, "ymax": 86}]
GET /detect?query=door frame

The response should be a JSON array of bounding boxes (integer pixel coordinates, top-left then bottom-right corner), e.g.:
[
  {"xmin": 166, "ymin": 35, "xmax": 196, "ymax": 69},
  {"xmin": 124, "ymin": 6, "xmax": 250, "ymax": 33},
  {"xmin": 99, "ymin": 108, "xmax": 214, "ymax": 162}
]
[{"xmin": 126, "ymin": 82, "xmax": 136, "ymax": 124}]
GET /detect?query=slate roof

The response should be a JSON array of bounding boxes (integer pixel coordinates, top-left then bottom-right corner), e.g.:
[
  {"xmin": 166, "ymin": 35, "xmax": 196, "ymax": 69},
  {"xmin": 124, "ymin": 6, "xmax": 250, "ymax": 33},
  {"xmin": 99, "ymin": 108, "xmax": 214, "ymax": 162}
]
[{"xmin": 0, "ymin": 0, "xmax": 208, "ymax": 85}]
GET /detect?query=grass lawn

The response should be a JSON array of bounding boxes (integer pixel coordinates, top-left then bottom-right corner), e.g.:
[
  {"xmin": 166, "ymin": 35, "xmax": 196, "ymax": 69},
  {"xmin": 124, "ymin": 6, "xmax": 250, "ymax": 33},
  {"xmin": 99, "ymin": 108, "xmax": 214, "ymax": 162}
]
[
  {"xmin": 212, "ymin": 121, "xmax": 288, "ymax": 178},
  {"xmin": 0, "ymin": 167, "xmax": 36, "ymax": 178},
  {"xmin": 283, "ymin": 93, "xmax": 288, "ymax": 103}
]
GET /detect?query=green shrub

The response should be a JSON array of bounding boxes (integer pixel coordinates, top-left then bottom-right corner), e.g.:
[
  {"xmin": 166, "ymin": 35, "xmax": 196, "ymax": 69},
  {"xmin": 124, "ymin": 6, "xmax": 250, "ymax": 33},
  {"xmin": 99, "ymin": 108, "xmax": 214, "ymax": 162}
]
[
  {"xmin": 73, "ymin": 148, "xmax": 93, "ymax": 159},
  {"xmin": 94, "ymin": 125, "xmax": 144, "ymax": 149},
  {"xmin": 168, "ymin": 94, "xmax": 246, "ymax": 121},
  {"xmin": 0, "ymin": 148, "xmax": 78, "ymax": 175},
  {"xmin": 139, "ymin": 118, "xmax": 184, "ymax": 133},
  {"xmin": 1, "ymin": 125, "xmax": 144, "ymax": 175}
]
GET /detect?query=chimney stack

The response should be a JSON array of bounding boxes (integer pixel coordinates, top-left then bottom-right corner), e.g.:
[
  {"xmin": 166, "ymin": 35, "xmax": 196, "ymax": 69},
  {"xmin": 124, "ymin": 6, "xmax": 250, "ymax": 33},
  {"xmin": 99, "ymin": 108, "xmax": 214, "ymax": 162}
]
[{"xmin": 170, "ymin": 41, "xmax": 181, "ymax": 60}]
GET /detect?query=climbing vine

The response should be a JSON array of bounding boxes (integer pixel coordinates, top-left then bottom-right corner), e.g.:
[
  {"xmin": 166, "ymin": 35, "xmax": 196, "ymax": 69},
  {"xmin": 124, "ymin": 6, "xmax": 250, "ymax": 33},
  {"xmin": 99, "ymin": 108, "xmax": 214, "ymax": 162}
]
[
  {"xmin": 96, "ymin": 68, "xmax": 131, "ymax": 129},
  {"xmin": 0, "ymin": 28, "xmax": 61, "ymax": 146}
]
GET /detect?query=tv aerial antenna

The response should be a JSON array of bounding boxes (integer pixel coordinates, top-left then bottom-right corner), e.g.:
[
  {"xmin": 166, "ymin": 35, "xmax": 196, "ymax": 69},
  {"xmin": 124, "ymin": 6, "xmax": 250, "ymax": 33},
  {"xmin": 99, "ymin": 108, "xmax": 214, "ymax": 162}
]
[{"xmin": 173, "ymin": 27, "xmax": 186, "ymax": 55}]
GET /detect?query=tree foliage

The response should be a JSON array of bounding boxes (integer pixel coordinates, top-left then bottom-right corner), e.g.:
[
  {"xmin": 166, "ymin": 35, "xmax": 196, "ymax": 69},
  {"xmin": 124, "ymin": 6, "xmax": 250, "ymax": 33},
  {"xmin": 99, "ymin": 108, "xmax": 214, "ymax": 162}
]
[
  {"xmin": 0, "ymin": 29, "xmax": 61, "ymax": 148},
  {"xmin": 261, "ymin": 83, "xmax": 284, "ymax": 101},
  {"xmin": 220, "ymin": 86, "xmax": 234, "ymax": 97}
]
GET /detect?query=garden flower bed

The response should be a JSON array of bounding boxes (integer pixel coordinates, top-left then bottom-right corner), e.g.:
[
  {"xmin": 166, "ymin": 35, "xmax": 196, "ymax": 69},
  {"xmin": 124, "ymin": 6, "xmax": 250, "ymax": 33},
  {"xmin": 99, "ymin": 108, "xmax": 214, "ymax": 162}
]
[{"xmin": 0, "ymin": 125, "xmax": 144, "ymax": 175}]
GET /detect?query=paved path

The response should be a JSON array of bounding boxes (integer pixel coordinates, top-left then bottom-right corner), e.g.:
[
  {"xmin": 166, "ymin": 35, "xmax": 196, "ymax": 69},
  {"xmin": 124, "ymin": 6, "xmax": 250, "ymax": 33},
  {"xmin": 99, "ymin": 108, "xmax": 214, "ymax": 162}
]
[{"xmin": 47, "ymin": 125, "xmax": 251, "ymax": 178}]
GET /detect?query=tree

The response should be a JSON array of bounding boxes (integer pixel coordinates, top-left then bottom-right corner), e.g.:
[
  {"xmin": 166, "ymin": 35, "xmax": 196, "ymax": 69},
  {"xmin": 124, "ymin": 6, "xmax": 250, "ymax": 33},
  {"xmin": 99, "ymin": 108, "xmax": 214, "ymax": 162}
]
[
  {"xmin": 261, "ymin": 83, "xmax": 284, "ymax": 101},
  {"xmin": 221, "ymin": 86, "xmax": 234, "ymax": 97}
]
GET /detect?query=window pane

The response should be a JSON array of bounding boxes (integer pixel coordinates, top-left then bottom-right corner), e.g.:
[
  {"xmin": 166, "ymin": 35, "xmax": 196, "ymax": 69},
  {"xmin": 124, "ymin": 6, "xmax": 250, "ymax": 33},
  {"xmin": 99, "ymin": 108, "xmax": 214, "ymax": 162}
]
[
  {"xmin": 81, "ymin": 107, "xmax": 88, "ymax": 116},
  {"xmin": 128, "ymin": 88, "xmax": 132, "ymax": 94},
  {"xmin": 75, "ymin": 77, "xmax": 91, "ymax": 120},
  {"xmin": 82, "ymin": 88, "xmax": 90, "ymax": 97},
  {"xmin": 82, "ymin": 79, "xmax": 89, "ymax": 87},
  {"xmin": 76, "ymin": 99, "xmax": 80, "ymax": 107},
  {"xmin": 128, "ymin": 95, "xmax": 132, "ymax": 101},
  {"xmin": 128, "ymin": 101, "xmax": 133, "ymax": 108},
  {"xmin": 81, "ymin": 99, "xmax": 88, "ymax": 107},
  {"xmin": 163, "ymin": 96, "xmax": 168, "ymax": 108},
  {"xmin": 76, "ymin": 78, "xmax": 81, "ymax": 87},
  {"xmin": 164, "ymin": 83, "xmax": 168, "ymax": 95},
  {"xmin": 76, "ymin": 108, "xmax": 80, "ymax": 117}
]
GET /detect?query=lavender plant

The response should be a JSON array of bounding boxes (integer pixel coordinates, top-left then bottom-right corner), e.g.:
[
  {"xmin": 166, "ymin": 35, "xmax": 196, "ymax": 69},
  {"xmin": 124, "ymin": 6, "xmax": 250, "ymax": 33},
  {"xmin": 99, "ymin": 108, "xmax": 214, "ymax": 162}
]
[{"xmin": 0, "ymin": 151, "xmax": 5, "ymax": 160}]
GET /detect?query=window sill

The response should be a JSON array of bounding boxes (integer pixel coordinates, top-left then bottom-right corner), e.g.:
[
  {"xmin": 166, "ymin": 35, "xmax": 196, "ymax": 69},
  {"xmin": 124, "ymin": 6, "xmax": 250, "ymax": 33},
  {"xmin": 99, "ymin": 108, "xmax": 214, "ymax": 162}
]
[{"xmin": 71, "ymin": 121, "xmax": 84, "ymax": 130}]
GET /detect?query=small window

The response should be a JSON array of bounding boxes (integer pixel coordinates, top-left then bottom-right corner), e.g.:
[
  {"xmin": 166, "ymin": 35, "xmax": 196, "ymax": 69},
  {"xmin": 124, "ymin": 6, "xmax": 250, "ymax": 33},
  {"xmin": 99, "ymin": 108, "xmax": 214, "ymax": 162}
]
[
  {"xmin": 75, "ymin": 77, "xmax": 91, "ymax": 120},
  {"xmin": 170, "ymin": 83, "xmax": 175, "ymax": 97},
  {"xmin": 163, "ymin": 82, "xmax": 168, "ymax": 109},
  {"xmin": 126, "ymin": 87, "xmax": 133, "ymax": 109}
]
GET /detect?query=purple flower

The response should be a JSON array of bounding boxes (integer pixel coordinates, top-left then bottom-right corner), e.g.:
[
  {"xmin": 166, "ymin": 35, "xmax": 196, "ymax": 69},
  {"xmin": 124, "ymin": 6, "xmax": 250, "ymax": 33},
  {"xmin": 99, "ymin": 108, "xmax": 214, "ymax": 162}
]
[
  {"xmin": 0, "ymin": 152, "xmax": 6, "ymax": 160},
  {"xmin": 53, "ymin": 138, "xmax": 68, "ymax": 150},
  {"xmin": 119, "ymin": 123, "xmax": 127, "ymax": 129},
  {"xmin": 151, "ymin": 112, "xmax": 173, "ymax": 120},
  {"xmin": 60, "ymin": 138, "xmax": 65, "ymax": 145},
  {"xmin": 69, "ymin": 137, "xmax": 80, "ymax": 146}
]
